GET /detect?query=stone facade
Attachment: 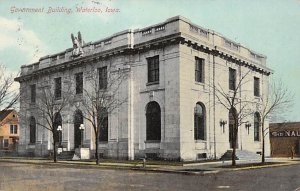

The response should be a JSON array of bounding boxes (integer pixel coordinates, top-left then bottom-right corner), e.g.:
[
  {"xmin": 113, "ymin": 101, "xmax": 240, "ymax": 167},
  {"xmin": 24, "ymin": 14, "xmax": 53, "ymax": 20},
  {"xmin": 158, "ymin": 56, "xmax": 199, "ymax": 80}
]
[{"xmin": 15, "ymin": 16, "xmax": 271, "ymax": 161}]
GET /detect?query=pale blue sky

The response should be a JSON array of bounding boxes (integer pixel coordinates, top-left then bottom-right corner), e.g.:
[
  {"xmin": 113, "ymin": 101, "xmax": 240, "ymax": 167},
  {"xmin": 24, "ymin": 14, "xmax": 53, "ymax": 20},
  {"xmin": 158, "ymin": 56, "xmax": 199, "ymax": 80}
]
[{"xmin": 0, "ymin": 0, "xmax": 299, "ymax": 121}]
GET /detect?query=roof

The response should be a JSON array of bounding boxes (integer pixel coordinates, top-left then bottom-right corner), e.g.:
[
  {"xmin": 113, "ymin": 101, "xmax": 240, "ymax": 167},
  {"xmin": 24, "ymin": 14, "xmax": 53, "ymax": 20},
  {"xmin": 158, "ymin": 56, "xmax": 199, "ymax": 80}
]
[
  {"xmin": 0, "ymin": 109, "xmax": 15, "ymax": 122},
  {"xmin": 269, "ymin": 122, "xmax": 300, "ymax": 130}
]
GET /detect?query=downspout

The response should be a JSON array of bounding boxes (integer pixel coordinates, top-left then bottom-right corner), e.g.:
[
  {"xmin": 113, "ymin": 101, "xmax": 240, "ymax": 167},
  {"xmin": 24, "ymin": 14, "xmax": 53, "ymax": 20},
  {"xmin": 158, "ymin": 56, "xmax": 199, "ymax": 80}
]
[
  {"xmin": 213, "ymin": 33, "xmax": 217, "ymax": 160},
  {"xmin": 239, "ymin": 64, "xmax": 242, "ymax": 150}
]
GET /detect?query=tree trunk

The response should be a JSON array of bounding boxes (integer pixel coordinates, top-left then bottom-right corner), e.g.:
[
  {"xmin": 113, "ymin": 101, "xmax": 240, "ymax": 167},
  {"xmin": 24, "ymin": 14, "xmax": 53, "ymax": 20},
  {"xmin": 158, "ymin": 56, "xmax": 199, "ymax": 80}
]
[
  {"xmin": 261, "ymin": 121, "xmax": 265, "ymax": 164},
  {"xmin": 232, "ymin": 127, "xmax": 237, "ymax": 166},
  {"xmin": 95, "ymin": 135, "xmax": 99, "ymax": 165},
  {"xmin": 53, "ymin": 138, "xmax": 57, "ymax": 163},
  {"xmin": 231, "ymin": 112, "xmax": 238, "ymax": 166}
]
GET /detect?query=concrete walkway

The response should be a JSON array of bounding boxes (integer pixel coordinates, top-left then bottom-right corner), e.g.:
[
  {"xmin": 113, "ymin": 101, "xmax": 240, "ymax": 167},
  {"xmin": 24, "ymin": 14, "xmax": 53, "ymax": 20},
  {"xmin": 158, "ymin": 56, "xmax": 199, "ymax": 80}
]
[{"xmin": 0, "ymin": 157, "xmax": 299, "ymax": 175}]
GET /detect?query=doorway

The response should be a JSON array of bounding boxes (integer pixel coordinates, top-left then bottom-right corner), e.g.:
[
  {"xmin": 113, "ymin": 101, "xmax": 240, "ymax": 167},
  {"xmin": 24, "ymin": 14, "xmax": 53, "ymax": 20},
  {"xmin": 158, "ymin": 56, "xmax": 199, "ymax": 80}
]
[{"xmin": 74, "ymin": 110, "xmax": 83, "ymax": 148}]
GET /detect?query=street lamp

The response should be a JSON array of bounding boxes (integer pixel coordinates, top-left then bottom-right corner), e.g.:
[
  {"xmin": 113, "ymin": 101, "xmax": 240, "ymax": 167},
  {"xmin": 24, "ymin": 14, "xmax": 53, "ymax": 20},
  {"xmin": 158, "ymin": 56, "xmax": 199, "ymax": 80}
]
[
  {"xmin": 57, "ymin": 125, "xmax": 62, "ymax": 147},
  {"xmin": 79, "ymin": 124, "xmax": 85, "ymax": 147}
]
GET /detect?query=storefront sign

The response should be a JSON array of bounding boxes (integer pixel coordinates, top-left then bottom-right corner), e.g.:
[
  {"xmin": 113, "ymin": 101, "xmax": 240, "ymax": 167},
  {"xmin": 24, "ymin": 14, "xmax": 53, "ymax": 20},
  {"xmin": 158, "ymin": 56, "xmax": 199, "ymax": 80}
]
[{"xmin": 271, "ymin": 130, "xmax": 300, "ymax": 137}]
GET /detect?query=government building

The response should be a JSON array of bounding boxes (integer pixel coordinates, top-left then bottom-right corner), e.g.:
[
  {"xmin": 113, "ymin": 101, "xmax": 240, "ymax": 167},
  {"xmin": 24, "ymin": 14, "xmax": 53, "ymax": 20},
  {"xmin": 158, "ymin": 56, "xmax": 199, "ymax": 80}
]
[{"xmin": 15, "ymin": 16, "xmax": 272, "ymax": 161}]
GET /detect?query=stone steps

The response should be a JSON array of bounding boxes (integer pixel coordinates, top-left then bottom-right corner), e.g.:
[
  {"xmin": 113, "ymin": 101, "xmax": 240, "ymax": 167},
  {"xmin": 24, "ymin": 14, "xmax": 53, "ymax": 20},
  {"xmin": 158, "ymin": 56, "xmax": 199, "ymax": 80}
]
[
  {"xmin": 58, "ymin": 151, "xmax": 75, "ymax": 160},
  {"xmin": 220, "ymin": 150, "xmax": 261, "ymax": 161}
]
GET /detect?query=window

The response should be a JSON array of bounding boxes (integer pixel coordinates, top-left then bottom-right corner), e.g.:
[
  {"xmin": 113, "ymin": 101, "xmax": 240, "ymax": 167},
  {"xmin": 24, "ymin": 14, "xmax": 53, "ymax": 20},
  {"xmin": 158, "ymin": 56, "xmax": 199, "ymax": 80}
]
[
  {"xmin": 254, "ymin": 112, "xmax": 260, "ymax": 141},
  {"xmin": 99, "ymin": 67, "xmax": 107, "ymax": 89},
  {"xmin": 195, "ymin": 57, "xmax": 204, "ymax": 83},
  {"xmin": 10, "ymin": 125, "xmax": 18, "ymax": 134},
  {"xmin": 99, "ymin": 108, "xmax": 108, "ymax": 142},
  {"xmin": 147, "ymin": 56, "xmax": 159, "ymax": 83},
  {"xmin": 3, "ymin": 139, "xmax": 8, "ymax": 148},
  {"xmin": 30, "ymin": 84, "xmax": 36, "ymax": 103},
  {"xmin": 54, "ymin": 77, "xmax": 62, "ymax": 99},
  {"xmin": 75, "ymin": 72, "xmax": 83, "ymax": 94},
  {"xmin": 254, "ymin": 77, "xmax": 260, "ymax": 97},
  {"xmin": 146, "ymin": 101, "xmax": 161, "ymax": 141},
  {"xmin": 229, "ymin": 68, "xmax": 236, "ymax": 90},
  {"xmin": 29, "ymin": 116, "xmax": 36, "ymax": 144},
  {"xmin": 194, "ymin": 103, "xmax": 206, "ymax": 140}
]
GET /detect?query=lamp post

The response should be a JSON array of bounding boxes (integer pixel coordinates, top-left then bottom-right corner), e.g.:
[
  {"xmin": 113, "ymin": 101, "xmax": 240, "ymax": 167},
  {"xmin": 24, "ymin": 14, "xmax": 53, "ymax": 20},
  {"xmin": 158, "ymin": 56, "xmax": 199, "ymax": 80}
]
[
  {"xmin": 79, "ymin": 124, "xmax": 85, "ymax": 147},
  {"xmin": 220, "ymin": 119, "xmax": 227, "ymax": 133},
  {"xmin": 57, "ymin": 125, "xmax": 62, "ymax": 147}
]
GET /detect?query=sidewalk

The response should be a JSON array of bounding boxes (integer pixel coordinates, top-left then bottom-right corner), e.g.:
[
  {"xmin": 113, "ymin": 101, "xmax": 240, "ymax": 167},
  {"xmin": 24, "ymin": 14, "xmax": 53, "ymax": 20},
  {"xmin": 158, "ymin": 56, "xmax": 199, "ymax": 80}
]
[{"xmin": 0, "ymin": 157, "xmax": 299, "ymax": 175}]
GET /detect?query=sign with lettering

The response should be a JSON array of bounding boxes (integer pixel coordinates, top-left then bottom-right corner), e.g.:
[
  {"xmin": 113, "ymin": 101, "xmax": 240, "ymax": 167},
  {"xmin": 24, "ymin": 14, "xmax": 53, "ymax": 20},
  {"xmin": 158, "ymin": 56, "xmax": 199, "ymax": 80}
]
[{"xmin": 271, "ymin": 130, "xmax": 300, "ymax": 137}]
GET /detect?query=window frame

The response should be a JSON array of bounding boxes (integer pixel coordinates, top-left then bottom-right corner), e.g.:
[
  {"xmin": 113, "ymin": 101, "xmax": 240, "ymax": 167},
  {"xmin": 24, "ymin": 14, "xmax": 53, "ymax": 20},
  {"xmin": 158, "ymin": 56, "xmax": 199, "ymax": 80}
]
[
  {"xmin": 75, "ymin": 72, "xmax": 83, "ymax": 94},
  {"xmin": 99, "ymin": 108, "xmax": 108, "ymax": 142},
  {"xmin": 54, "ymin": 77, "xmax": 62, "ymax": 99},
  {"xmin": 254, "ymin": 77, "xmax": 260, "ymax": 97},
  {"xmin": 146, "ymin": 101, "xmax": 161, "ymax": 141},
  {"xmin": 254, "ymin": 112, "xmax": 260, "ymax": 141},
  {"xmin": 147, "ymin": 55, "xmax": 159, "ymax": 83},
  {"xmin": 3, "ymin": 139, "xmax": 9, "ymax": 148},
  {"xmin": 195, "ymin": 57, "xmax": 205, "ymax": 83},
  {"xmin": 29, "ymin": 117, "xmax": 36, "ymax": 144},
  {"xmin": 30, "ymin": 84, "xmax": 36, "ymax": 103},
  {"xmin": 10, "ymin": 125, "xmax": 18, "ymax": 134},
  {"xmin": 229, "ymin": 68, "xmax": 236, "ymax": 91},
  {"xmin": 194, "ymin": 102, "xmax": 206, "ymax": 140},
  {"xmin": 98, "ymin": 66, "xmax": 108, "ymax": 90}
]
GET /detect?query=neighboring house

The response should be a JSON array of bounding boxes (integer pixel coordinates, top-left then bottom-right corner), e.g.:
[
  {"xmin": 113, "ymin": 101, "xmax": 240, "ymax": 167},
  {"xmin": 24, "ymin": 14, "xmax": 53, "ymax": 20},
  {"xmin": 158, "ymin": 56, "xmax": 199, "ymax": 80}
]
[
  {"xmin": 15, "ymin": 16, "xmax": 272, "ymax": 160},
  {"xmin": 269, "ymin": 122, "xmax": 300, "ymax": 157},
  {"xmin": 0, "ymin": 110, "xmax": 19, "ymax": 151}
]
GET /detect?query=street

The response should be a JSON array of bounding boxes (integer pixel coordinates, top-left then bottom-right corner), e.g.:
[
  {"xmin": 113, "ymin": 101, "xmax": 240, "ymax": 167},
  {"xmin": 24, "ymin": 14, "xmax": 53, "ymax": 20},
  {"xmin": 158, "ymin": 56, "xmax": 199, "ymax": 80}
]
[{"xmin": 0, "ymin": 161, "xmax": 299, "ymax": 191}]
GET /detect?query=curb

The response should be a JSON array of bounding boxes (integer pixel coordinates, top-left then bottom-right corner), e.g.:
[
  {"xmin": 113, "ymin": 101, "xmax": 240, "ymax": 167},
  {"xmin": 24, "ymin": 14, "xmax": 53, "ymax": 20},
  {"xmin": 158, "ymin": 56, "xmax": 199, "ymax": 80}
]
[
  {"xmin": 0, "ymin": 158, "xmax": 219, "ymax": 175},
  {"xmin": 220, "ymin": 161, "xmax": 299, "ymax": 171},
  {"xmin": 1, "ymin": 158, "xmax": 299, "ymax": 175}
]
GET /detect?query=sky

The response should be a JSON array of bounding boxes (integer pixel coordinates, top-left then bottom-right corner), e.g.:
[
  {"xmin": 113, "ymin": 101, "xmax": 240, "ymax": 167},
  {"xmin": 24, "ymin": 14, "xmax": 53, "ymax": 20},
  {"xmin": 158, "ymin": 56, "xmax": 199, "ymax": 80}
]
[{"xmin": 0, "ymin": 0, "xmax": 299, "ymax": 121}]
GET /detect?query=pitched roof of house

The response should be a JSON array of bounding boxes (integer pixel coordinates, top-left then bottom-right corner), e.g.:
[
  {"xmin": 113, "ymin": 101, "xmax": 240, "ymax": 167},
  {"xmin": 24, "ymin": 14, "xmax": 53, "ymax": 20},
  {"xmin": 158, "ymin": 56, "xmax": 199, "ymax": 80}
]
[{"xmin": 0, "ymin": 109, "xmax": 14, "ymax": 122}]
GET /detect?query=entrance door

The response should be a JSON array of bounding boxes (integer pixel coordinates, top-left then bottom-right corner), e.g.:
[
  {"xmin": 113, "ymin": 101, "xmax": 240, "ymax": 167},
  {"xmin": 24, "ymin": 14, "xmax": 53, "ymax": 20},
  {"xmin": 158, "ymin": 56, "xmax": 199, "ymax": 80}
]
[{"xmin": 74, "ymin": 110, "xmax": 83, "ymax": 148}]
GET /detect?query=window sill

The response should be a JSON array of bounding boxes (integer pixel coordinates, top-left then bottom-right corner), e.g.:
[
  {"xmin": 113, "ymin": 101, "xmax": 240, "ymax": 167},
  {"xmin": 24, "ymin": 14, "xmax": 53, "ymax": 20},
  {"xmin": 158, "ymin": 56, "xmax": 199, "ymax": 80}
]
[
  {"xmin": 144, "ymin": 140, "xmax": 161, "ymax": 143},
  {"xmin": 195, "ymin": 81, "xmax": 205, "ymax": 85},
  {"xmin": 146, "ymin": 81, "xmax": 159, "ymax": 86},
  {"xmin": 195, "ymin": 140, "xmax": 206, "ymax": 143}
]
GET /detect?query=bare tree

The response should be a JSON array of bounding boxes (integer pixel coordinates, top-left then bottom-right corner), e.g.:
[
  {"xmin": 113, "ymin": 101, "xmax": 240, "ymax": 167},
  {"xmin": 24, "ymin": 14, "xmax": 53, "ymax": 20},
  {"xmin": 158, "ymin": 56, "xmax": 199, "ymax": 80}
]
[
  {"xmin": 213, "ymin": 70, "xmax": 253, "ymax": 166},
  {"xmin": 76, "ymin": 66, "xmax": 127, "ymax": 165},
  {"xmin": 0, "ymin": 65, "xmax": 19, "ymax": 113},
  {"xmin": 24, "ymin": 80, "xmax": 73, "ymax": 163},
  {"xmin": 257, "ymin": 79, "xmax": 293, "ymax": 163}
]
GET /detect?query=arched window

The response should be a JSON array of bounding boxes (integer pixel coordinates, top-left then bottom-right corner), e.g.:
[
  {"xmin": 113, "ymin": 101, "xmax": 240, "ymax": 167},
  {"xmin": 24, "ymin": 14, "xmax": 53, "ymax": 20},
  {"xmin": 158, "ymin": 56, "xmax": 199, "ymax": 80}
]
[
  {"xmin": 194, "ymin": 102, "xmax": 206, "ymax": 140},
  {"xmin": 99, "ymin": 107, "xmax": 108, "ymax": 142},
  {"xmin": 254, "ymin": 112, "xmax": 260, "ymax": 141},
  {"xmin": 29, "ymin": 116, "xmax": 36, "ymax": 144},
  {"xmin": 54, "ymin": 112, "xmax": 62, "ymax": 143},
  {"xmin": 146, "ymin": 101, "xmax": 161, "ymax": 141}
]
